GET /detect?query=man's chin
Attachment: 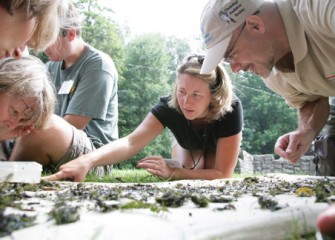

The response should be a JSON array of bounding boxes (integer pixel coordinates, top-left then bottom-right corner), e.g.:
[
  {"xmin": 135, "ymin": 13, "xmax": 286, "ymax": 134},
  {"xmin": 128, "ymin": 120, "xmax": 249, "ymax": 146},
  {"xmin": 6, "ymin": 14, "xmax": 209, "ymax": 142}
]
[{"xmin": 258, "ymin": 68, "xmax": 273, "ymax": 78}]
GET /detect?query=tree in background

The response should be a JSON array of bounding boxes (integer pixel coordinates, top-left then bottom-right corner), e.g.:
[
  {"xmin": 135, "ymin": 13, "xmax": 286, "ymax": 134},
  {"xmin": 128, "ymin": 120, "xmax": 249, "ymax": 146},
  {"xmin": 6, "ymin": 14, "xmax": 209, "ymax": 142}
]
[
  {"xmin": 35, "ymin": 0, "xmax": 125, "ymax": 74},
  {"xmin": 165, "ymin": 36, "xmax": 191, "ymax": 85},
  {"xmin": 76, "ymin": 0, "xmax": 125, "ymax": 76},
  {"xmin": 231, "ymin": 70, "xmax": 298, "ymax": 154},
  {"xmin": 117, "ymin": 33, "xmax": 190, "ymax": 168}
]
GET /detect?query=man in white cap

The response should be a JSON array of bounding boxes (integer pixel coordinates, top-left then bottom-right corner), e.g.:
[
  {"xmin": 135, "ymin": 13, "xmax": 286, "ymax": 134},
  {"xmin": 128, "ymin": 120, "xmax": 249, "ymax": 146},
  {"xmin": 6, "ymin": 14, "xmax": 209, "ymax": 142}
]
[
  {"xmin": 200, "ymin": 0, "xmax": 335, "ymax": 236},
  {"xmin": 201, "ymin": 0, "xmax": 335, "ymax": 172}
]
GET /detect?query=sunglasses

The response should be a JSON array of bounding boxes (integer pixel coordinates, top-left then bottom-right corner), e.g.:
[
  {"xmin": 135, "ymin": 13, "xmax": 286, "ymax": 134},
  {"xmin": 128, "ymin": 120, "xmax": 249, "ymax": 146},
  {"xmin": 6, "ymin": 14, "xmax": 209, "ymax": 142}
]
[{"xmin": 186, "ymin": 54, "xmax": 204, "ymax": 64}]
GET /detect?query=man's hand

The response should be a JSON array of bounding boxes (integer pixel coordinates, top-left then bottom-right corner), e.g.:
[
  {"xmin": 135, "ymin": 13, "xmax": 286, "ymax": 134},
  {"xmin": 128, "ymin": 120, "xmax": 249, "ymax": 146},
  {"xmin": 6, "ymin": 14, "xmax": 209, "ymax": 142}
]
[
  {"xmin": 274, "ymin": 130, "xmax": 314, "ymax": 163},
  {"xmin": 277, "ymin": 97, "xmax": 330, "ymax": 163}
]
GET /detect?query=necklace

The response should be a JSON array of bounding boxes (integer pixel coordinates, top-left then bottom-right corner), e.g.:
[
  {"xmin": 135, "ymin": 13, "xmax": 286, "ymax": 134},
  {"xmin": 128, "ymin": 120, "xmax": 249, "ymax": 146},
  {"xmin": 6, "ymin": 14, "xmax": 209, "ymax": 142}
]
[
  {"xmin": 183, "ymin": 150, "xmax": 203, "ymax": 170},
  {"xmin": 183, "ymin": 120, "xmax": 208, "ymax": 170}
]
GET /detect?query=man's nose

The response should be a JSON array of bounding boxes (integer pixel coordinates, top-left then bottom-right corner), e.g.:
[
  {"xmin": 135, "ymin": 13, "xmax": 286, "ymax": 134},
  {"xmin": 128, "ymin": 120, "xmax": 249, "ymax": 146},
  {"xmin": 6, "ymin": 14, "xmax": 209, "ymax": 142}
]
[
  {"xmin": 12, "ymin": 46, "xmax": 28, "ymax": 59},
  {"xmin": 230, "ymin": 62, "xmax": 241, "ymax": 73}
]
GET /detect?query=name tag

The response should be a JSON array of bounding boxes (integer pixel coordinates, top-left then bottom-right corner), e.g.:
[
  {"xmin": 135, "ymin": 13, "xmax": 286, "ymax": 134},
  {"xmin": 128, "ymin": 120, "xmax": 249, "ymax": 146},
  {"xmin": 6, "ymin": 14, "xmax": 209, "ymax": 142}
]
[{"xmin": 58, "ymin": 80, "xmax": 74, "ymax": 94}]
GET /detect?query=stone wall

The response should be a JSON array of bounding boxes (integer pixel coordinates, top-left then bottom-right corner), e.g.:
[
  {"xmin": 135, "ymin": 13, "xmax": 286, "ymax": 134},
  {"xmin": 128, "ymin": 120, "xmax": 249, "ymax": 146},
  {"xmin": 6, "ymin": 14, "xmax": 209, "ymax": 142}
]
[{"xmin": 235, "ymin": 150, "xmax": 316, "ymax": 175}]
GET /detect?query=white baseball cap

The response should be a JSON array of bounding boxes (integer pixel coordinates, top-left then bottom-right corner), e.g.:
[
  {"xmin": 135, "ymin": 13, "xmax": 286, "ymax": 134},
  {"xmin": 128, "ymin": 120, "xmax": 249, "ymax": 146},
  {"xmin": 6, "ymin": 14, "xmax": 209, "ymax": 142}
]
[{"xmin": 200, "ymin": 0, "xmax": 264, "ymax": 74}]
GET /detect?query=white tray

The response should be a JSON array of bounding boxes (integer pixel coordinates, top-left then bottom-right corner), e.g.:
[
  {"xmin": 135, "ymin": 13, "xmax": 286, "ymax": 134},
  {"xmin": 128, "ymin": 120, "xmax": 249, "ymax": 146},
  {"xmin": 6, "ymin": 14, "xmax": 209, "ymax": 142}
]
[{"xmin": 0, "ymin": 161, "xmax": 42, "ymax": 183}]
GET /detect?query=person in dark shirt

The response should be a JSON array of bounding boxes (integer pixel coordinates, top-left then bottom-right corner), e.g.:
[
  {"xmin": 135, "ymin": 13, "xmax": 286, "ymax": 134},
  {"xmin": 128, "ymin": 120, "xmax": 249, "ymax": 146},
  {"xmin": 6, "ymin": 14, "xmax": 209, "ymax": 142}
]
[{"xmin": 44, "ymin": 54, "xmax": 243, "ymax": 182}]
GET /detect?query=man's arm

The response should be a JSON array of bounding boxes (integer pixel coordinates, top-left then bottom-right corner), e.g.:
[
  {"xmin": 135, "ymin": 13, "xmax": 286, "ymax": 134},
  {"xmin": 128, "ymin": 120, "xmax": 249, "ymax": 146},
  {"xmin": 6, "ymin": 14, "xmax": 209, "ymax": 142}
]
[
  {"xmin": 275, "ymin": 97, "xmax": 329, "ymax": 163},
  {"xmin": 64, "ymin": 114, "xmax": 91, "ymax": 130},
  {"xmin": 298, "ymin": 96, "xmax": 329, "ymax": 139}
]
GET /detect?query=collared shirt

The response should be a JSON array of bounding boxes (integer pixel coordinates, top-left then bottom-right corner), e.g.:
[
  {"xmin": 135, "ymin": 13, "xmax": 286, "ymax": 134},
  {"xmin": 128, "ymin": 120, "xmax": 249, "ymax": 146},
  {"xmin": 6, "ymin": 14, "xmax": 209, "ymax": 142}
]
[{"xmin": 263, "ymin": 0, "xmax": 335, "ymax": 109}]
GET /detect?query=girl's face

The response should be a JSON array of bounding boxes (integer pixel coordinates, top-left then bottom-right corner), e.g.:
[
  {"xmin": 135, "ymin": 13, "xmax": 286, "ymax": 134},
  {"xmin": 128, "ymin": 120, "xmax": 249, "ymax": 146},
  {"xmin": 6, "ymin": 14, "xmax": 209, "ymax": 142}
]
[
  {"xmin": 176, "ymin": 73, "xmax": 212, "ymax": 121},
  {"xmin": 0, "ymin": 94, "xmax": 35, "ymax": 134},
  {"xmin": 0, "ymin": 7, "xmax": 36, "ymax": 59}
]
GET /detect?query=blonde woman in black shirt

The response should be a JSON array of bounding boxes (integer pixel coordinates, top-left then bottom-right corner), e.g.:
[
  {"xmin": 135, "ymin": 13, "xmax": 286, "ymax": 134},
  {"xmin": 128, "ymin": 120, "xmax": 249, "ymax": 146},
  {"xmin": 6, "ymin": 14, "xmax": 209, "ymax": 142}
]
[{"xmin": 45, "ymin": 54, "xmax": 243, "ymax": 182}]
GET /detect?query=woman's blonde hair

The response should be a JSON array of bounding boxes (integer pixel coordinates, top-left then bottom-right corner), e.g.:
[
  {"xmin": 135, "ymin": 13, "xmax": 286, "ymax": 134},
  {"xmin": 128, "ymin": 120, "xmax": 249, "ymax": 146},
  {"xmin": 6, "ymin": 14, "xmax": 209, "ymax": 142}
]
[
  {"xmin": 0, "ymin": 0, "xmax": 70, "ymax": 52},
  {"xmin": 0, "ymin": 56, "xmax": 56, "ymax": 129},
  {"xmin": 168, "ymin": 54, "xmax": 233, "ymax": 122}
]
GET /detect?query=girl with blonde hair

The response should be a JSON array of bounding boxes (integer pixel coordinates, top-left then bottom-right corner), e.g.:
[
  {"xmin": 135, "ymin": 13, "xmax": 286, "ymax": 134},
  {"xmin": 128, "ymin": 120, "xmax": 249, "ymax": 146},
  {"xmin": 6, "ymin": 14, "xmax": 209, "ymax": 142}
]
[{"xmin": 45, "ymin": 54, "xmax": 243, "ymax": 182}]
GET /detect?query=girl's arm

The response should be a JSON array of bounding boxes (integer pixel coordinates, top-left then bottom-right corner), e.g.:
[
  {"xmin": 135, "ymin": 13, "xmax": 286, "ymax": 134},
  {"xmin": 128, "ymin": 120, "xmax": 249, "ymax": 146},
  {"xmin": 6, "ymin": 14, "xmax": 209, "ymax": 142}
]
[
  {"xmin": 43, "ymin": 113, "xmax": 164, "ymax": 182},
  {"xmin": 138, "ymin": 132, "xmax": 242, "ymax": 180}
]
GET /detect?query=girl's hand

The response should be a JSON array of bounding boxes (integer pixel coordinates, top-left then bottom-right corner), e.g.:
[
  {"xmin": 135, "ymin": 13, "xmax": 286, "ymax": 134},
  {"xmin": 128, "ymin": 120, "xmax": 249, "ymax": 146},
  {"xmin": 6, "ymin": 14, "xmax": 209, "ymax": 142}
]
[
  {"xmin": 0, "ymin": 125, "xmax": 34, "ymax": 140},
  {"xmin": 137, "ymin": 155, "xmax": 176, "ymax": 179}
]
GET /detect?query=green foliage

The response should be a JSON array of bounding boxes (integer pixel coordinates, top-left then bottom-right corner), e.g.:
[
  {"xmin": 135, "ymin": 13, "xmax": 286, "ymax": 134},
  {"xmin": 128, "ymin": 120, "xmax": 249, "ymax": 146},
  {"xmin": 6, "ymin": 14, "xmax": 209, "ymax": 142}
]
[
  {"xmin": 85, "ymin": 169, "xmax": 164, "ymax": 183},
  {"xmin": 117, "ymin": 33, "xmax": 176, "ymax": 168},
  {"xmin": 165, "ymin": 36, "xmax": 191, "ymax": 84},
  {"xmin": 232, "ymin": 70, "xmax": 298, "ymax": 154},
  {"xmin": 76, "ymin": 0, "xmax": 125, "ymax": 76},
  {"xmin": 30, "ymin": 51, "xmax": 49, "ymax": 63},
  {"xmin": 84, "ymin": 169, "xmax": 257, "ymax": 183}
]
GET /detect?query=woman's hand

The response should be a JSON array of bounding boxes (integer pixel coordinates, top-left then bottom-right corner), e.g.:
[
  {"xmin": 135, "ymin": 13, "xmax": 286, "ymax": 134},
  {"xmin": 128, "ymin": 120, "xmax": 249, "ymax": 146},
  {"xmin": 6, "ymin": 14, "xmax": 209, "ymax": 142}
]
[
  {"xmin": 137, "ymin": 156, "xmax": 176, "ymax": 179},
  {"xmin": 0, "ymin": 125, "xmax": 34, "ymax": 140}
]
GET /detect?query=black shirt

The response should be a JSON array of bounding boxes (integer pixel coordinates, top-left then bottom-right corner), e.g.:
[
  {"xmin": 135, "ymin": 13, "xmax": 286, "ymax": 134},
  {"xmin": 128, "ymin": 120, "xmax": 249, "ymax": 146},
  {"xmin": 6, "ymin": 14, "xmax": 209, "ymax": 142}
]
[{"xmin": 151, "ymin": 96, "xmax": 243, "ymax": 151}]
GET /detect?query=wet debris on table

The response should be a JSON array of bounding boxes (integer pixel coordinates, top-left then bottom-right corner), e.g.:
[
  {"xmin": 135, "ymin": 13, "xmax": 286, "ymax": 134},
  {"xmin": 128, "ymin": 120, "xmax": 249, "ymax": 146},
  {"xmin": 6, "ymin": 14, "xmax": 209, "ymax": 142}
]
[
  {"xmin": 0, "ymin": 212, "xmax": 36, "ymax": 237},
  {"xmin": 209, "ymin": 194, "xmax": 235, "ymax": 203},
  {"xmin": 95, "ymin": 198, "xmax": 119, "ymax": 212},
  {"xmin": 0, "ymin": 175, "xmax": 335, "ymax": 236},
  {"xmin": 242, "ymin": 176, "xmax": 260, "ymax": 185},
  {"xmin": 50, "ymin": 204, "xmax": 80, "ymax": 225},
  {"xmin": 191, "ymin": 194, "xmax": 209, "ymax": 208},
  {"xmin": 95, "ymin": 198, "xmax": 167, "ymax": 213},
  {"xmin": 295, "ymin": 187, "xmax": 315, "ymax": 197},
  {"xmin": 257, "ymin": 194, "xmax": 288, "ymax": 211},
  {"xmin": 214, "ymin": 203, "xmax": 236, "ymax": 211},
  {"xmin": 155, "ymin": 190, "xmax": 187, "ymax": 208},
  {"xmin": 268, "ymin": 180, "xmax": 292, "ymax": 196},
  {"xmin": 121, "ymin": 200, "xmax": 166, "ymax": 213},
  {"xmin": 314, "ymin": 180, "xmax": 334, "ymax": 203}
]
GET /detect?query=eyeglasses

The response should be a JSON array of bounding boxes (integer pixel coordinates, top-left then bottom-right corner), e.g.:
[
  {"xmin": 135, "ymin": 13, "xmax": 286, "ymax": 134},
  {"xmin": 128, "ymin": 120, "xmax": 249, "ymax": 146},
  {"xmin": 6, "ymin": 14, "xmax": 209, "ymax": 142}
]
[
  {"xmin": 223, "ymin": 22, "xmax": 246, "ymax": 64},
  {"xmin": 21, "ymin": 99, "xmax": 34, "ymax": 118},
  {"xmin": 185, "ymin": 54, "xmax": 204, "ymax": 64},
  {"xmin": 223, "ymin": 10, "xmax": 260, "ymax": 64},
  {"xmin": 9, "ymin": 99, "xmax": 34, "ymax": 122},
  {"xmin": 59, "ymin": 29, "xmax": 67, "ymax": 37}
]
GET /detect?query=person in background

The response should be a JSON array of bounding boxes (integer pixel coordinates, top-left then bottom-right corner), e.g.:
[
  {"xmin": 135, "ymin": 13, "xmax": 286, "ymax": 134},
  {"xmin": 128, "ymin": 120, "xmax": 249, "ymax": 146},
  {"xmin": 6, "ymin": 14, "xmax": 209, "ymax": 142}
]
[
  {"xmin": 0, "ymin": 0, "xmax": 68, "ymax": 59},
  {"xmin": 0, "ymin": 56, "xmax": 98, "ymax": 174},
  {"xmin": 44, "ymin": 2, "xmax": 118, "ymax": 160},
  {"xmin": 199, "ymin": 0, "xmax": 335, "ymax": 237},
  {"xmin": 43, "ymin": 54, "xmax": 243, "ymax": 182}
]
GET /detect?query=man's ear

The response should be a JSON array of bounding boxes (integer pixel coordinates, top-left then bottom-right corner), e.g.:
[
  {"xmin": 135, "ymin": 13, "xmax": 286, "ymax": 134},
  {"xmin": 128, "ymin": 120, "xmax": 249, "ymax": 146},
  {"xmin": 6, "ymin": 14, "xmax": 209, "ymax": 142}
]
[
  {"xmin": 245, "ymin": 15, "xmax": 265, "ymax": 34},
  {"xmin": 67, "ymin": 28, "xmax": 77, "ymax": 41}
]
